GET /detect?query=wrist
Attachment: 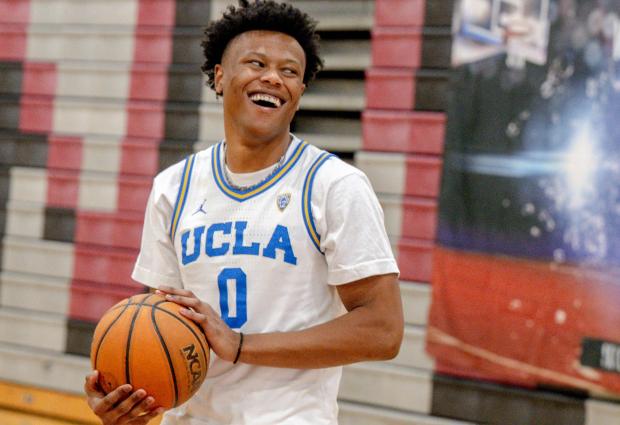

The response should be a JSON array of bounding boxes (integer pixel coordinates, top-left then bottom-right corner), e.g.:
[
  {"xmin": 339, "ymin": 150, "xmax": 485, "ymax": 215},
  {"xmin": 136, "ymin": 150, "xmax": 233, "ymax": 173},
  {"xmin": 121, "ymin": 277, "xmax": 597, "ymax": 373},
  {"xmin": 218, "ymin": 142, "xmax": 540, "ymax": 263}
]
[
  {"xmin": 233, "ymin": 332, "xmax": 244, "ymax": 364},
  {"xmin": 233, "ymin": 332, "xmax": 243, "ymax": 364}
]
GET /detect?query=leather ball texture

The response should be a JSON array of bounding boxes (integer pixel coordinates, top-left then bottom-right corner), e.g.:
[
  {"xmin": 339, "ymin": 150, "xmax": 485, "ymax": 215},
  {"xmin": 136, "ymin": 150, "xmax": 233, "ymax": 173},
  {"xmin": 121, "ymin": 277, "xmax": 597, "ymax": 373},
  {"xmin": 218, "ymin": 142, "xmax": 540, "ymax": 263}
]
[{"xmin": 91, "ymin": 293, "xmax": 210, "ymax": 410}]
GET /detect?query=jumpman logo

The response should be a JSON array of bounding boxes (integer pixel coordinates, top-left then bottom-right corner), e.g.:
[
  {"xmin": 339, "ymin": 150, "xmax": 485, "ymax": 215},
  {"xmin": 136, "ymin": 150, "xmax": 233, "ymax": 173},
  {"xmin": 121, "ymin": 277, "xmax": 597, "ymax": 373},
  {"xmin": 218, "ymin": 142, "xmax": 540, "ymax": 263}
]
[{"xmin": 192, "ymin": 199, "xmax": 207, "ymax": 216}]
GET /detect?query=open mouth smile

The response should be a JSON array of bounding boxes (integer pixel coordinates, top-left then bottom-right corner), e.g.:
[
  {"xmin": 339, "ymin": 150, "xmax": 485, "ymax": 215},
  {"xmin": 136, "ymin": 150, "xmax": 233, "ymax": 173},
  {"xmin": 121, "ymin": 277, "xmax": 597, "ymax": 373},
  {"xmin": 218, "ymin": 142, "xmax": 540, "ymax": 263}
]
[{"xmin": 248, "ymin": 92, "xmax": 284, "ymax": 109}]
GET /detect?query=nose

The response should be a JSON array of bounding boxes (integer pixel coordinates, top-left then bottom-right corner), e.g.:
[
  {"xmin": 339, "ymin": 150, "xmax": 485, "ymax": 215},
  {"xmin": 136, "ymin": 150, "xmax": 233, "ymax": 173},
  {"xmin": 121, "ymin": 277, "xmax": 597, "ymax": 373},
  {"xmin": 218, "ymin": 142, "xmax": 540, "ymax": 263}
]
[{"xmin": 260, "ymin": 67, "xmax": 283, "ymax": 87}]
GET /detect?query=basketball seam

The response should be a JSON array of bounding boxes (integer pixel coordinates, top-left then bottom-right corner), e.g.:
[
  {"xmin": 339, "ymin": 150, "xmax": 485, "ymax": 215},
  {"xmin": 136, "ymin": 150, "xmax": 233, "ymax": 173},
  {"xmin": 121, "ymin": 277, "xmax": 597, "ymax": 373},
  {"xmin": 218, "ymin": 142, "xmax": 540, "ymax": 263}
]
[
  {"xmin": 153, "ymin": 300, "xmax": 209, "ymax": 370},
  {"xmin": 125, "ymin": 294, "xmax": 153, "ymax": 386},
  {"xmin": 151, "ymin": 306, "xmax": 179, "ymax": 408},
  {"xmin": 93, "ymin": 298, "xmax": 133, "ymax": 372},
  {"xmin": 110, "ymin": 300, "xmax": 209, "ymax": 366}
]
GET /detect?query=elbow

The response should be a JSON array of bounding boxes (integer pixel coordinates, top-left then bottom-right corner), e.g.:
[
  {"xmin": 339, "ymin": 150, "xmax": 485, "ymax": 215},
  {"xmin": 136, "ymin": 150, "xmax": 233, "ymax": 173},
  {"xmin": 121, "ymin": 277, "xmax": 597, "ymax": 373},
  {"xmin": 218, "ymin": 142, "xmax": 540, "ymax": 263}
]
[
  {"xmin": 375, "ymin": 318, "xmax": 404, "ymax": 361},
  {"xmin": 385, "ymin": 325, "xmax": 404, "ymax": 360}
]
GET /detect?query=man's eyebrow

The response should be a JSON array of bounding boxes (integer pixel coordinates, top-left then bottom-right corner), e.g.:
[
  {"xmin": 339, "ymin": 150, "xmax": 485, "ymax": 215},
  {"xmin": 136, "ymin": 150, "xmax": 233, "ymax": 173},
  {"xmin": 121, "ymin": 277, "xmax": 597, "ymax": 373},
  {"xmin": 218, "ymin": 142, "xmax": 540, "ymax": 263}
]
[
  {"xmin": 244, "ymin": 51, "xmax": 303, "ymax": 66},
  {"xmin": 245, "ymin": 51, "xmax": 267, "ymax": 58}
]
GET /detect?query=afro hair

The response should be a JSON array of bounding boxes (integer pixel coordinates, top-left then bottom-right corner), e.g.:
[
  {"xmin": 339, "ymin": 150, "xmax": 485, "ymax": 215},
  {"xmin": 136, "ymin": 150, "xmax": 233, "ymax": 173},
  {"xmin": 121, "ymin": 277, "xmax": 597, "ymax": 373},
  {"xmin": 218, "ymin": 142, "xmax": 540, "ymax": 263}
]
[{"xmin": 201, "ymin": 0, "xmax": 324, "ymax": 91}]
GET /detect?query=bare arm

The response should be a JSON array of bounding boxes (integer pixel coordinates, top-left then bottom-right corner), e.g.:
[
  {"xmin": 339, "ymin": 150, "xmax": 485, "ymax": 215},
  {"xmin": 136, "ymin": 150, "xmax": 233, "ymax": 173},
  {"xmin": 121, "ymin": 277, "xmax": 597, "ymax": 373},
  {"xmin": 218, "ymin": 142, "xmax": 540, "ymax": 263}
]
[{"xmin": 158, "ymin": 272, "xmax": 404, "ymax": 369}]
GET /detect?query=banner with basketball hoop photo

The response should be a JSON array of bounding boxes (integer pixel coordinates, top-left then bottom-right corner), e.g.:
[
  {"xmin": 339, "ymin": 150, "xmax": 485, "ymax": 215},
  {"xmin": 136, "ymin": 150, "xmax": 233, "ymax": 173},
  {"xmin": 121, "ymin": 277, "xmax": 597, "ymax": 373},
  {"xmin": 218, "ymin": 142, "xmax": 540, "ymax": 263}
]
[{"xmin": 427, "ymin": 0, "xmax": 620, "ymax": 397}]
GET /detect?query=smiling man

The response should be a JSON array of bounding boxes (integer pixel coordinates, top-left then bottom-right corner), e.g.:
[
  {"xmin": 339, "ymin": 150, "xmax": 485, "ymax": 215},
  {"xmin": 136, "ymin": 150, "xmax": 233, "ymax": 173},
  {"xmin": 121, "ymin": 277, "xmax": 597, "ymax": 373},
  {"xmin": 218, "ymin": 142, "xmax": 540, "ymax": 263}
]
[{"xmin": 84, "ymin": 1, "xmax": 403, "ymax": 424}]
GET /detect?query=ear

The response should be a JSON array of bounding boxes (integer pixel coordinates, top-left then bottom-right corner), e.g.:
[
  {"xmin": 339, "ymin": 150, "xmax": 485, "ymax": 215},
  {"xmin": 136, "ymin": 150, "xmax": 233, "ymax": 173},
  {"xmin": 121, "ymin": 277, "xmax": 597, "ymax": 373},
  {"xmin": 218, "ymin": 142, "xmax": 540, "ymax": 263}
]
[
  {"xmin": 214, "ymin": 64, "xmax": 224, "ymax": 95},
  {"xmin": 296, "ymin": 83, "xmax": 306, "ymax": 110}
]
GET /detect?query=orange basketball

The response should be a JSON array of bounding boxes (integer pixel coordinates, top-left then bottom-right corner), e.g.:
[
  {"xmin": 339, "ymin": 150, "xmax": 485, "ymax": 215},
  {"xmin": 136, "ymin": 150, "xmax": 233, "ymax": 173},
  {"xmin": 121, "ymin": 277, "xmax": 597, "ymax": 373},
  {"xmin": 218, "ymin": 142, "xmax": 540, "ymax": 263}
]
[{"xmin": 90, "ymin": 293, "xmax": 210, "ymax": 410}]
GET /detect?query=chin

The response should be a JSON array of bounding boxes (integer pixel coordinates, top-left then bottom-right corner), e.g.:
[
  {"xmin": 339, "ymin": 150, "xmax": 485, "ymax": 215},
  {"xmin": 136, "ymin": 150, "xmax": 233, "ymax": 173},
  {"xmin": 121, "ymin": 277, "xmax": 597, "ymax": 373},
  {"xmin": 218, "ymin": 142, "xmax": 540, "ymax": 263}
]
[
  {"xmin": 243, "ymin": 124, "xmax": 289, "ymax": 143},
  {"xmin": 243, "ymin": 114, "xmax": 291, "ymax": 137}
]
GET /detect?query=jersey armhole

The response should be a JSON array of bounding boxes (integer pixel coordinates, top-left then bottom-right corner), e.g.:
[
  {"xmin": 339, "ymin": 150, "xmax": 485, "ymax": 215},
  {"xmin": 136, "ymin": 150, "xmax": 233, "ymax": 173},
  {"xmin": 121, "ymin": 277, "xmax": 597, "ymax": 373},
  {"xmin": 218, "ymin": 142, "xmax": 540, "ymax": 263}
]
[
  {"xmin": 168, "ymin": 154, "xmax": 196, "ymax": 241},
  {"xmin": 301, "ymin": 152, "xmax": 334, "ymax": 254}
]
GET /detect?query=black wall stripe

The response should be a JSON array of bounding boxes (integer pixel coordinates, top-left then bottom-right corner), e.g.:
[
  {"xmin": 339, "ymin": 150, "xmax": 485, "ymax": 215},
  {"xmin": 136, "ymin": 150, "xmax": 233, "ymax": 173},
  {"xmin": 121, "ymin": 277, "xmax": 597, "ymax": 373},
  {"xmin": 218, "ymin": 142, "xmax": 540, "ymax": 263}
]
[
  {"xmin": 0, "ymin": 167, "xmax": 8, "ymax": 243},
  {"xmin": 420, "ymin": 28, "xmax": 452, "ymax": 70},
  {"xmin": 414, "ymin": 69, "xmax": 450, "ymax": 112},
  {"xmin": 0, "ymin": 131, "xmax": 49, "ymax": 168},
  {"xmin": 43, "ymin": 207, "xmax": 76, "ymax": 242},
  {"xmin": 159, "ymin": 0, "xmax": 211, "ymax": 172},
  {"xmin": 0, "ymin": 203, "xmax": 5, "ymax": 237},
  {"xmin": 66, "ymin": 318, "xmax": 97, "ymax": 357},
  {"xmin": 425, "ymin": 0, "xmax": 455, "ymax": 27},
  {"xmin": 0, "ymin": 73, "xmax": 26, "ymax": 227},
  {"xmin": 0, "ymin": 62, "xmax": 23, "ymax": 95},
  {"xmin": 174, "ymin": 0, "xmax": 211, "ymax": 28},
  {"xmin": 431, "ymin": 373, "xmax": 586, "ymax": 425},
  {"xmin": 0, "ymin": 95, "xmax": 22, "ymax": 132},
  {"xmin": 0, "ymin": 63, "xmax": 49, "ymax": 159}
]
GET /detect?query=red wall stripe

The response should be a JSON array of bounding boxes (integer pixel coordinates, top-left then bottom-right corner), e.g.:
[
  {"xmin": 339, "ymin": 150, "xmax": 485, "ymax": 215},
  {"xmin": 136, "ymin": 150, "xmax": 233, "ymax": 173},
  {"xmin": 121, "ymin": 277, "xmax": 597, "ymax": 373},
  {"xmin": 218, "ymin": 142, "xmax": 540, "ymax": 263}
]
[
  {"xmin": 137, "ymin": 0, "xmax": 176, "ymax": 27},
  {"xmin": 374, "ymin": 0, "xmax": 426, "ymax": 27},
  {"xmin": 365, "ymin": 67, "xmax": 417, "ymax": 110},
  {"xmin": 0, "ymin": 0, "xmax": 30, "ymax": 24},
  {"xmin": 119, "ymin": 137, "xmax": 160, "ymax": 176},
  {"xmin": 125, "ymin": 100, "xmax": 166, "ymax": 139},
  {"xmin": 0, "ymin": 24, "xmax": 28, "ymax": 60},
  {"xmin": 46, "ymin": 169, "xmax": 79, "ymax": 208},
  {"xmin": 21, "ymin": 62, "xmax": 57, "ymax": 96},
  {"xmin": 401, "ymin": 197, "xmax": 438, "ymax": 240},
  {"xmin": 129, "ymin": 63, "xmax": 170, "ymax": 101},
  {"xmin": 371, "ymin": 27, "xmax": 423, "ymax": 69},
  {"xmin": 75, "ymin": 211, "xmax": 143, "ymax": 250},
  {"xmin": 69, "ymin": 0, "xmax": 177, "ymax": 321},
  {"xmin": 362, "ymin": 110, "xmax": 446, "ymax": 154},
  {"xmin": 404, "ymin": 155, "xmax": 442, "ymax": 198},
  {"xmin": 18, "ymin": 95, "xmax": 54, "ymax": 133},
  {"xmin": 47, "ymin": 135, "xmax": 83, "ymax": 171}
]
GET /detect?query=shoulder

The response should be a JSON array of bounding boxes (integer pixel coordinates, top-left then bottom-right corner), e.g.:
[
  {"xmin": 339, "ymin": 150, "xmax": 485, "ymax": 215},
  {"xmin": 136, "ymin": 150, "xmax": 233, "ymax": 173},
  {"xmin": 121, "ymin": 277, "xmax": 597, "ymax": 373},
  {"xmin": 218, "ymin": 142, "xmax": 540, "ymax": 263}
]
[
  {"xmin": 302, "ymin": 144, "xmax": 372, "ymax": 197},
  {"xmin": 156, "ymin": 147, "xmax": 213, "ymax": 187},
  {"xmin": 319, "ymin": 156, "xmax": 367, "ymax": 185},
  {"xmin": 151, "ymin": 157, "xmax": 188, "ymax": 201},
  {"xmin": 150, "ymin": 149, "xmax": 210, "ymax": 208}
]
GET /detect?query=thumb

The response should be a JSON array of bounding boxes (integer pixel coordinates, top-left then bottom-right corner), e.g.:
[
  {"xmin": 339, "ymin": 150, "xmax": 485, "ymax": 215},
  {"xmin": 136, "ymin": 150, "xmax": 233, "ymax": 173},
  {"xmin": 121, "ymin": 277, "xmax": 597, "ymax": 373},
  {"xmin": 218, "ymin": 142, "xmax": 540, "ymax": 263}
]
[{"xmin": 84, "ymin": 370, "xmax": 104, "ymax": 396}]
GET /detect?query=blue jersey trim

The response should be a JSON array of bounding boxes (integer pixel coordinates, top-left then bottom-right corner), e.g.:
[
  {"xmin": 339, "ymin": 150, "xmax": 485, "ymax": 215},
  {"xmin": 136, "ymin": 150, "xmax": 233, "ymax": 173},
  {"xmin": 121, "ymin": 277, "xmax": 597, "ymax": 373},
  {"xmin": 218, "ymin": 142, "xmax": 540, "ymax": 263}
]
[
  {"xmin": 211, "ymin": 140, "xmax": 309, "ymax": 202},
  {"xmin": 302, "ymin": 152, "xmax": 334, "ymax": 254},
  {"xmin": 169, "ymin": 154, "xmax": 196, "ymax": 240}
]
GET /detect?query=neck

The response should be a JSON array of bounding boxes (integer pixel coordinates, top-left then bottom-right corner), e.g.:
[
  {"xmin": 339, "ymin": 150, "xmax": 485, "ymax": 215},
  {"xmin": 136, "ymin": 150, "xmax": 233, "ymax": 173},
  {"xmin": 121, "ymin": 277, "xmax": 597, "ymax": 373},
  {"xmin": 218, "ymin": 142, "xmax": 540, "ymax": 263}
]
[{"xmin": 224, "ymin": 132, "xmax": 292, "ymax": 173}]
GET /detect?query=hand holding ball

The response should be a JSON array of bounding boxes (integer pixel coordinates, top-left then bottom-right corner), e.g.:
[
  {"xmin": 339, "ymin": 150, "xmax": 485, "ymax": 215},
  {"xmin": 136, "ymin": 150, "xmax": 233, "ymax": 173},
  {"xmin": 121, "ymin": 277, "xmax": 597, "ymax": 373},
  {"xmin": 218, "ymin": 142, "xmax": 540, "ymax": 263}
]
[{"xmin": 90, "ymin": 293, "xmax": 210, "ymax": 410}]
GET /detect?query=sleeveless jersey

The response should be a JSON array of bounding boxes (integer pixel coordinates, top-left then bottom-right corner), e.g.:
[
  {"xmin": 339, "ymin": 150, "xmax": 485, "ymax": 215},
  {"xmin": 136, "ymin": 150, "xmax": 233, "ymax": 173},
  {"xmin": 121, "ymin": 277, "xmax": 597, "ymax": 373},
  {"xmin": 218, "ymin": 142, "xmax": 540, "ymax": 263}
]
[{"xmin": 132, "ymin": 135, "xmax": 399, "ymax": 424}]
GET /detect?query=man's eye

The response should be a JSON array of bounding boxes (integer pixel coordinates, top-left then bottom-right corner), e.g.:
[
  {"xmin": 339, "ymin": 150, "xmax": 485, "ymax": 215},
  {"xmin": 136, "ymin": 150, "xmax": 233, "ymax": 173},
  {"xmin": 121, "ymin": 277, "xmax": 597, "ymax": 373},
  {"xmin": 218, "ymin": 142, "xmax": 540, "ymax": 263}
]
[
  {"xmin": 249, "ymin": 60, "xmax": 263, "ymax": 67},
  {"xmin": 283, "ymin": 68, "xmax": 297, "ymax": 75}
]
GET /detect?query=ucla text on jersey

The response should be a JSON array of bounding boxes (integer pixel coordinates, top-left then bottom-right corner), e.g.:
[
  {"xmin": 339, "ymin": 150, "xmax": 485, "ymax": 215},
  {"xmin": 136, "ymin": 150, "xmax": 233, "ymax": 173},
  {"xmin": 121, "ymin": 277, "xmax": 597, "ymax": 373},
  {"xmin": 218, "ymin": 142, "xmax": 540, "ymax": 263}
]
[{"xmin": 180, "ymin": 221, "xmax": 297, "ymax": 266}]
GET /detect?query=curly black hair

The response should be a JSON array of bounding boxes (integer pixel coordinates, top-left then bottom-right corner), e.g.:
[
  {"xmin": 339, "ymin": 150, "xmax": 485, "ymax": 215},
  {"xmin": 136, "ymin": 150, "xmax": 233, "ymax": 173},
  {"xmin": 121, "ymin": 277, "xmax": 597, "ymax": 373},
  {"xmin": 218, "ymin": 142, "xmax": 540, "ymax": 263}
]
[{"xmin": 201, "ymin": 0, "xmax": 324, "ymax": 91}]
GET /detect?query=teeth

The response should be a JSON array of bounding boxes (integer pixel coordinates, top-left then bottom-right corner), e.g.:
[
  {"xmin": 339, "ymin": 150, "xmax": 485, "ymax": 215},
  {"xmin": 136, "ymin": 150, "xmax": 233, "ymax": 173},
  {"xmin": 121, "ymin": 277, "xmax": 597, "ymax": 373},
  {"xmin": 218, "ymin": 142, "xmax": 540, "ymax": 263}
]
[{"xmin": 250, "ymin": 93, "xmax": 281, "ymax": 107}]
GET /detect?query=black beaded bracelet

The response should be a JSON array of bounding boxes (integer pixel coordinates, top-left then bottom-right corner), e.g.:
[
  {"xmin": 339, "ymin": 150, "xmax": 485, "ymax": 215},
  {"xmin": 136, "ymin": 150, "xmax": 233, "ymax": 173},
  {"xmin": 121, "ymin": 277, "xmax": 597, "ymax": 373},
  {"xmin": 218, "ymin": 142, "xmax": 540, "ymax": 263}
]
[{"xmin": 233, "ymin": 332, "xmax": 244, "ymax": 364}]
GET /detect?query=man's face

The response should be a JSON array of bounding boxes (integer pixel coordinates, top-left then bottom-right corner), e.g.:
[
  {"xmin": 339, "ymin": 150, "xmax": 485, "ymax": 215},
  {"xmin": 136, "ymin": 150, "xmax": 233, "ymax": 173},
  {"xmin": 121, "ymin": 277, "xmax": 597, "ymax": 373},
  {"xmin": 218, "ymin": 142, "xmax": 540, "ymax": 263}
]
[{"xmin": 214, "ymin": 30, "xmax": 307, "ymax": 143}]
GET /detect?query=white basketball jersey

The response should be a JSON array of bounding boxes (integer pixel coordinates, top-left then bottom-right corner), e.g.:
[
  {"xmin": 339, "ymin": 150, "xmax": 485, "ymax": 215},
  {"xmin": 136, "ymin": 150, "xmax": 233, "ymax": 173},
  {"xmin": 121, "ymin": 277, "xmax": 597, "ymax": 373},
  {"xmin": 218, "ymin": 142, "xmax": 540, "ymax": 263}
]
[{"xmin": 132, "ymin": 135, "xmax": 399, "ymax": 425}]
